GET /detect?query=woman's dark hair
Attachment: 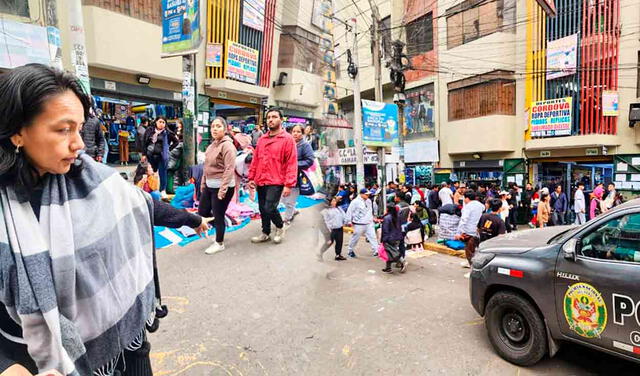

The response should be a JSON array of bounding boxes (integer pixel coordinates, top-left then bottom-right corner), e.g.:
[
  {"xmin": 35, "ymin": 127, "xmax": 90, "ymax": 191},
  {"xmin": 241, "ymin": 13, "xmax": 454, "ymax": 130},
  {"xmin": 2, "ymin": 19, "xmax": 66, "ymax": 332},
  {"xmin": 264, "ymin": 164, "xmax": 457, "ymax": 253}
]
[
  {"xmin": 154, "ymin": 116, "xmax": 168, "ymax": 128},
  {"xmin": 133, "ymin": 162, "xmax": 151, "ymax": 185},
  {"xmin": 0, "ymin": 64, "xmax": 91, "ymax": 191},
  {"xmin": 386, "ymin": 202, "xmax": 399, "ymax": 228},
  {"xmin": 411, "ymin": 213, "xmax": 421, "ymax": 223},
  {"xmin": 291, "ymin": 124, "xmax": 304, "ymax": 133},
  {"xmin": 541, "ymin": 193, "xmax": 550, "ymax": 202}
]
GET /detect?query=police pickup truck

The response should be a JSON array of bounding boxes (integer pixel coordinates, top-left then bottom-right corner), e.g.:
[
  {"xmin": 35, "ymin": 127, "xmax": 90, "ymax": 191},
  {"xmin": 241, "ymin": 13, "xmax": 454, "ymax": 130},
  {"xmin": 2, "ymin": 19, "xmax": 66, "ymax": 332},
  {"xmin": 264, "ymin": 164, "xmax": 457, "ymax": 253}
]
[{"xmin": 470, "ymin": 198, "xmax": 640, "ymax": 366}]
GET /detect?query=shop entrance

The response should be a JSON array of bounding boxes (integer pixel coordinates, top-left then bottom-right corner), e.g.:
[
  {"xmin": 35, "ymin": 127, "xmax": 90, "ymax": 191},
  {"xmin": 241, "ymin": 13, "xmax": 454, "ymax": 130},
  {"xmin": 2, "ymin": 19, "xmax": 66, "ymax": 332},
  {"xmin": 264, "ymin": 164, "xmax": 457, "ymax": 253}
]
[{"xmin": 534, "ymin": 158, "xmax": 614, "ymax": 193}]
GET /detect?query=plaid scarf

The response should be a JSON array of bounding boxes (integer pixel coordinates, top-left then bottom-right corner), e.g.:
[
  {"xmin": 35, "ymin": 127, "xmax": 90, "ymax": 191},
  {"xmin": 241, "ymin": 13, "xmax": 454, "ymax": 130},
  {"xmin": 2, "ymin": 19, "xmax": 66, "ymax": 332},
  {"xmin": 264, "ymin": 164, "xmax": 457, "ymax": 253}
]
[{"xmin": 0, "ymin": 154, "xmax": 155, "ymax": 375}]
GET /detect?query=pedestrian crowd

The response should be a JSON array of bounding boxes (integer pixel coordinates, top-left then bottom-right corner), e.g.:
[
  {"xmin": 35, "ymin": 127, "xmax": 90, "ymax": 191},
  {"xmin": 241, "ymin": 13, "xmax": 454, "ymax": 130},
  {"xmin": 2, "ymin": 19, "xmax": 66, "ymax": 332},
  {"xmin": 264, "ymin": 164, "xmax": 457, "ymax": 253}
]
[{"xmin": 320, "ymin": 177, "xmax": 625, "ymax": 275}]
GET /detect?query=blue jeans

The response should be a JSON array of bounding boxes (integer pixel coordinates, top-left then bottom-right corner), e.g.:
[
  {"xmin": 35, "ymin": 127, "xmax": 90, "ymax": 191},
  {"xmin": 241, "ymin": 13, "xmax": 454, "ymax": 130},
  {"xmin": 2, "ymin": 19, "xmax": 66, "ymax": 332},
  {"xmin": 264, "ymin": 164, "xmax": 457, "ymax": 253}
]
[{"xmin": 150, "ymin": 156, "xmax": 168, "ymax": 192}]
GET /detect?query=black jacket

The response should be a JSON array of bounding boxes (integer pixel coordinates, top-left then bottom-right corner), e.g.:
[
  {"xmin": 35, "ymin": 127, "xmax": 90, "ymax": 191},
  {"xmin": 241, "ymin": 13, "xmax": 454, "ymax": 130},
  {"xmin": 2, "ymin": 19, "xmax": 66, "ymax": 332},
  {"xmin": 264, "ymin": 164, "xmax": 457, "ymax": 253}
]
[
  {"xmin": 135, "ymin": 125, "xmax": 148, "ymax": 152},
  {"xmin": 428, "ymin": 190, "xmax": 441, "ymax": 210},
  {"xmin": 143, "ymin": 127, "xmax": 179, "ymax": 158},
  {"xmin": 80, "ymin": 116, "xmax": 105, "ymax": 159}
]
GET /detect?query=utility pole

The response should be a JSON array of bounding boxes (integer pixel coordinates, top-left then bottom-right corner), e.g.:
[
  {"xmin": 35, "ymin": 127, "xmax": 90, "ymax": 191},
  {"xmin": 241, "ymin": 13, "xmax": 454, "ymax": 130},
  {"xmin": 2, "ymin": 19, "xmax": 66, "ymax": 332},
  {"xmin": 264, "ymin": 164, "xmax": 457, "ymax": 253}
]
[
  {"xmin": 182, "ymin": 55, "xmax": 196, "ymax": 168},
  {"xmin": 367, "ymin": 0, "xmax": 387, "ymax": 214},
  {"xmin": 348, "ymin": 18, "xmax": 365, "ymax": 192},
  {"xmin": 68, "ymin": 0, "xmax": 91, "ymax": 95}
]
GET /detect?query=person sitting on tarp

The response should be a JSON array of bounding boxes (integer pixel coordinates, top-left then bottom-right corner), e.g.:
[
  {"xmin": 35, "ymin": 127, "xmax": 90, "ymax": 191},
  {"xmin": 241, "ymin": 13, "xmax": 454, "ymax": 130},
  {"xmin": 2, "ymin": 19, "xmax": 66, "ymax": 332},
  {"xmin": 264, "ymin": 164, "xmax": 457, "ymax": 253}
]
[{"xmin": 438, "ymin": 203, "xmax": 461, "ymax": 241}]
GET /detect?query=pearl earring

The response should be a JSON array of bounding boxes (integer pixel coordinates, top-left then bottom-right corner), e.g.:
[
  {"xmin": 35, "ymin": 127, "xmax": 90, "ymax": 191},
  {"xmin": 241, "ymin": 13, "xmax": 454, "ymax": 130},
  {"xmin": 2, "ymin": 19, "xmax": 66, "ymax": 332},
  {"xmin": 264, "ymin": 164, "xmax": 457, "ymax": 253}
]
[{"xmin": 15, "ymin": 145, "xmax": 21, "ymax": 154}]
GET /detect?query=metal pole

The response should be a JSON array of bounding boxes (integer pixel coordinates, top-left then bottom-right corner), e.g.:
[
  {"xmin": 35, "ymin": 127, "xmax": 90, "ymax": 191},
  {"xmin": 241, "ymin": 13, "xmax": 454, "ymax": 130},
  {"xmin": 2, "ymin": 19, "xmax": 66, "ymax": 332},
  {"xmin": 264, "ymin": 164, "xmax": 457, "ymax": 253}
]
[
  {"xmin": 182, "ymin": 55, "xmax": 196, "ymax": 168},
  {"xmin": 68, "ymin": 0, "xmax": 91, "ymax": 95},
  {"xmin": 351, "ymin": 18, "xmax": 365, "ymax": 192}
]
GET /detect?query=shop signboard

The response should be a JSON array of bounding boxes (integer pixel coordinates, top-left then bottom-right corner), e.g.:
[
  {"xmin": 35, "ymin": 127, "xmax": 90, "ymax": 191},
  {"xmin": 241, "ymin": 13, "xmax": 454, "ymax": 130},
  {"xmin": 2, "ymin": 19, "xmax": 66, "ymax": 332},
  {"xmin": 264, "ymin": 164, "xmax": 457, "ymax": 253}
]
[
  {"xmin": 404, "ymin": 140, "xmax": 439, "ymax": 163},
  {"xmin": 404, "ymin": 83, "xmax": 436, "ymax": 140},
  {"xmin": 316, "ymin": 118, "xmax": 351, "ymax": 129},
  {"xmin": 0, "ymin": 19, "xmax": 50, "ymax": 69},
  {"xmin": 361, "ymin": 100, "xmax": 399, "ymax": 147},
  {"xmin": 206, "ymin": 43, "xmax": 223, "ymax": 67},
  {"xmin": 243, "ymin": 0, "xmax": 265, "ymax": 32},
  {"xmin": 226, "ymin": 41, "xmax": 259, "ymax": 84},
  {"xmin": 546, "ymin": 34, "xmax": 578, "ymax": 80},
  {"xmin": 337, "ymin": 147, "xmax": 378, "ymax": 165},
  {"xmin": 530, "ymin": 97, "xmax": 573, "ymax": 137},
  {"xmin": 602, "ymin": 90, "xmax": 619, "ymax": 116},
  {"xmin": 161, "ymin": 0, "xmax": 202, "ymax": 56}
]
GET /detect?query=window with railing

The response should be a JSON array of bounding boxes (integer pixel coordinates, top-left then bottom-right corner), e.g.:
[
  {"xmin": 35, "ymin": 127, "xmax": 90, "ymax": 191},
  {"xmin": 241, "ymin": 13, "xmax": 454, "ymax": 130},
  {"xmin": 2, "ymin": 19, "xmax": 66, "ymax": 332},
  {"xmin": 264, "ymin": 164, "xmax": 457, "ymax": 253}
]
[
  {"xmin": 82, "ymin": 0, "xmax": 161, "ymax": 25},
  {"xmin": 406, "ymin": 12, "xmax": 433, "ymax": 57},
  {"xmin": 0, "ymin": 0, "xmax": 29, "ymax": 17},
  {"xmin": 448, "ymin": 78, "xmax": 515, "ymax": 121},
  {"xmin": 446, "ymin": 0, "xmax": 516, "ymax": 49}
]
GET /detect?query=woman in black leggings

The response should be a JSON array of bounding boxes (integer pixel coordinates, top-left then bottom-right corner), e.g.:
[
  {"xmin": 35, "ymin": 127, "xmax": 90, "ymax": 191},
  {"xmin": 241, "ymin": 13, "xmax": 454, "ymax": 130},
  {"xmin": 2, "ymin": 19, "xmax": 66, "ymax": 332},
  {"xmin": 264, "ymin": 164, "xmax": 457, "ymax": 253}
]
[{"xmin": 199, "ymin": 117, "xmax": 237, "ymax": 254}]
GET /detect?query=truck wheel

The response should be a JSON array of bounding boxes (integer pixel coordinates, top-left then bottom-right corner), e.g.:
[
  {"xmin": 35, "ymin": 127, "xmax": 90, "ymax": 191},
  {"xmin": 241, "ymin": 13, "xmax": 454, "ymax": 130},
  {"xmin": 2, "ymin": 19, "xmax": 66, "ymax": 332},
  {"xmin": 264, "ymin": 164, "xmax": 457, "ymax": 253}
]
[{"xmin": 485, "ymin": 291, "xmax": 547, "ymax": 366}]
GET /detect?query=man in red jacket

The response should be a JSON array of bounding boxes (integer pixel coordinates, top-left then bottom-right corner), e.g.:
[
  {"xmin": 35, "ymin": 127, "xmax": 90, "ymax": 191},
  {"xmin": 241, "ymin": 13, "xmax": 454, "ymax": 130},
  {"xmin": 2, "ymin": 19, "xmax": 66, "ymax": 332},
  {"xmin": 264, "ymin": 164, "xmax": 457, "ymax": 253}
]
[{"xmin": 248, "ymin": 108, "xmax": 298, "ymax": 244}]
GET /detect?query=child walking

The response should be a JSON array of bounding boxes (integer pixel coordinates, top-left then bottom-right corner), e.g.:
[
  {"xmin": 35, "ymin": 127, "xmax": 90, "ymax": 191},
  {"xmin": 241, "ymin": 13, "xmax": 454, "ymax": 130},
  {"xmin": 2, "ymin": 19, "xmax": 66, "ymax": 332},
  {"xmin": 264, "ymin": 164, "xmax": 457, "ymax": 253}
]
[
  {"xmin": 319, "ymin": 197, "xmax": 348, "ymax": 261},
  {"xmin": 381, "ymin": 202, "xmax": 407, "ymax": 274}
]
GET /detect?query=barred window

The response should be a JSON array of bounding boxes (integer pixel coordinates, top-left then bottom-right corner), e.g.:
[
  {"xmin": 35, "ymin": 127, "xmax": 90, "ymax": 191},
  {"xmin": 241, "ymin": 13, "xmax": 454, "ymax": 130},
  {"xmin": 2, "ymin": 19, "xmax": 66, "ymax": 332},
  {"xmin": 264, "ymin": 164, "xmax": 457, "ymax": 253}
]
[
  {"xmin": 0, "ymin": 0, "xmax": 30, "ymax": 17},
  {"xmin": 448, "ymin": 80, "xmax": 515, "ymax": 121},
  {"xmin": 405, "ymin": 12, "xmax": 433, "ymax": 58}
]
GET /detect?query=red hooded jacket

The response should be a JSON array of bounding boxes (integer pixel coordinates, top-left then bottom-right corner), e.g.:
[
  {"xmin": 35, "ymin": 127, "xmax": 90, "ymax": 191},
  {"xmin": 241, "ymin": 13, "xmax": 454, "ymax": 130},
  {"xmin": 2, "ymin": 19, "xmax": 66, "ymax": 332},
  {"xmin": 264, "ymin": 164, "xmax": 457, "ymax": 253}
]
[{"xmin": 248, "ymin": 130, "xmax": 298, "ymax": 188}]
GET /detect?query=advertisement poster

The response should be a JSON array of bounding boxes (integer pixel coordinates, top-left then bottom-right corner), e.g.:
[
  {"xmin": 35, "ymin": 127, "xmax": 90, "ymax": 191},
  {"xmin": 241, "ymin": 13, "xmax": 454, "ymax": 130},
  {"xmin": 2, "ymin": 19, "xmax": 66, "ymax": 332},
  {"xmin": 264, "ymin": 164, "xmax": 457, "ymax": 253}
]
[
  {"xmin": 602, "ymin": 90, "xmax": 619, "ymax": 116},
  {"xmin": 530, "ymin": 97, "xmax": 573, "ymax": 137},
  {"xmin": 361, "ymin": 100, "xmax": 399, "ymax": 147},
  {"xmin": 161, "ymin": 0, "xmax": 201, "ymax": 55},
  {"xmin": 546, "ymin": 34, "xmax": 578, "ymax": 80},
  {"xmin": 404, "ymin": 83, "xmax": 436, "ymax": 139},
  {"xmin": 311, "ymin": 0, "xmax": 333, "ymax": 33},
  {"xmin": 243, "ymin": 0, "xmax": 265, "ymax": 31},
  {"xmin": 206, "ymin": 43, "xmax": 223, "ymax": 67},
  {"xmin": 226, "ymin": 41, "xmax": 259, "ymax": 84},
  {"xmin": 0, "ymin": 19, "xmax": 50, "ymax": 69}
]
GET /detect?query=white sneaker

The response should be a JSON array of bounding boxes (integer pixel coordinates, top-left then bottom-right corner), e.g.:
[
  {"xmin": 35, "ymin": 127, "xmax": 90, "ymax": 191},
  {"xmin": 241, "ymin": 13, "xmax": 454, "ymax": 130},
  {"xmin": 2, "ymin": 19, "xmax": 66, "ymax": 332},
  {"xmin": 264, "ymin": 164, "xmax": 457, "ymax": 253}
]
[
  {"xmin": 461, "ymin": 261, "xmax": 471, "ymax": 268},
  {"xmin": 273, "ymin": 227, "xmax": 286, "ymax": 244},
  {"xmin": 204, "ymin": 242, "xmax": 225, "ymax": 255},
  {"xmin": 251, "ymin": 233, "xmax": 271, "ymax": 243}
]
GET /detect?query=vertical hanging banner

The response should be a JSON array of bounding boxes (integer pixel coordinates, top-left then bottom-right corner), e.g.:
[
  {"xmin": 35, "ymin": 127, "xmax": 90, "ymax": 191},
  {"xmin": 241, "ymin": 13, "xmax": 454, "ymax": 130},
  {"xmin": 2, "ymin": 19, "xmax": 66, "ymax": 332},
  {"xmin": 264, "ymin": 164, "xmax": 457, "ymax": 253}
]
[
  {"xmin": 69, "ymin": 0, "xmax": 91, "ymax": 95},
  {"xmin": 162, "ymin": 0, "xmax": 202, "ymax": 56},
  {"xmin": 602, "ymin": 91, "xmax": 619, "ymax": 116},
  {"xmin": 362, "ymin": 100, "xmax": 400, "ymax": 147}
]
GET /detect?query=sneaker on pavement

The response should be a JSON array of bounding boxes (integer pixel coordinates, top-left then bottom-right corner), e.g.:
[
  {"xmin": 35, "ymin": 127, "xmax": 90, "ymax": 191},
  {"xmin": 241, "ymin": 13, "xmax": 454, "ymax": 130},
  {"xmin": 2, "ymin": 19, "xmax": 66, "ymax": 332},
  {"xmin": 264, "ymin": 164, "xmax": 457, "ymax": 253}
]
[
  {"xmin": 251, "ymin": 233, "xmax": 270, "ymax": 243},
  {"xmin": 273, "ymin": 227, "xmax": 286, "ymax": 244},
  {"xmin": 382, "ymin": 267, "xmax": 393, "ymax": 274},
  {"xmin": 335, "ymin": 255, "xmax": 347, "ymax": 261},
  {"xmin": 461, "ymin": 261, "xmax": 471, "ymax": 268},
  {"xmin": 400, "ymin": 260, "xmax": 408, "ymax": 273},
  {"xmin": 348, "ymin": 252, "xmax": 357, "ymax": 258},
  {"xmin": 204, "ymin": 242, "xmax": 225, "ymax": 255},
  {"xmin": 372, "ymin": 252, "xmax": 379, "ymax": 257}
]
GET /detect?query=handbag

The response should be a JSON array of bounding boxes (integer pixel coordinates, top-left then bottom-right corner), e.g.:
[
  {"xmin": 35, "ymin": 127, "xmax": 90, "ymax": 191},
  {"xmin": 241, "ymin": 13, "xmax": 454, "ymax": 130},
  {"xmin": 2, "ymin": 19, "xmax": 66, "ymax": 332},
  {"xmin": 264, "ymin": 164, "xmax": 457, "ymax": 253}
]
[
  {"xmin": 299, "ymin": 158, "xmax": 323, "ymax": 196},
  {"xmin": 377, "ymin": 243, "xmax": 388, "ymax": 262},
  {"xmin": 384, "ymin": 241, "xmax": 401, "ymax": 262}
]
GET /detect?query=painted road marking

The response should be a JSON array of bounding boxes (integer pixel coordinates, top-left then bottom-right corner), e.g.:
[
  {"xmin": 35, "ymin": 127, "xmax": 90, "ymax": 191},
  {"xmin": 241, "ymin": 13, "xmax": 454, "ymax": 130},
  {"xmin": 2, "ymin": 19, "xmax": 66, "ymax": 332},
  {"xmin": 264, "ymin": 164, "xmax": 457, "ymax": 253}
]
[
  {"xmin": 497, "ymin": 267, "xmax": 524, "ymax": 278},
  {"xmin": 613, "ymin": 340, "xmax": 640, "ymax": 355}
]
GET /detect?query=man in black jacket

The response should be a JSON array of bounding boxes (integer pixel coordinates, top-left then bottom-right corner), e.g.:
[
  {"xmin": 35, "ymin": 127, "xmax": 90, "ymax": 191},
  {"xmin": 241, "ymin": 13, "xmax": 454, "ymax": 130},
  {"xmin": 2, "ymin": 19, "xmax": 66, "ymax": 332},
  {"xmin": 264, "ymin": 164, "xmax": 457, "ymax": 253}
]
[{"xmin": 80, "ymin": 113, "xmax": 105, "ymax": 162}]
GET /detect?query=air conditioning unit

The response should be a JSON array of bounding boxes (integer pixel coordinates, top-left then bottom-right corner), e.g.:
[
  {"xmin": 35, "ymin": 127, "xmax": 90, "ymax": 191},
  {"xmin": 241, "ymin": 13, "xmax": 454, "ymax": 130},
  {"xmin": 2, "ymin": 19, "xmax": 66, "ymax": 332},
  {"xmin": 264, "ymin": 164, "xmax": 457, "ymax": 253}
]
[{"xmin": 630, "ymin": 103, "xmax": 640, "ymax": 127}]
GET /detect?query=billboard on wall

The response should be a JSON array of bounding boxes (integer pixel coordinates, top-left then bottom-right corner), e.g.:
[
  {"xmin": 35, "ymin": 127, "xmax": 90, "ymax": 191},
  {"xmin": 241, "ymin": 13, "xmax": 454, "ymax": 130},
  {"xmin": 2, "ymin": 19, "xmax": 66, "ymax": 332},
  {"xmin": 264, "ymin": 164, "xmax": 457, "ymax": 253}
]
[
  {"xmin": 0, "ymin": 19, "xmax": 50, "ymax": 69},
  {"xmin": 226, "ymin": 41, "xmax": 259, "ymax": 84},
  {"xmin": 546, "ymin": 34, "xmax": 578, "ymax": 80},
  {"xmin": 530, "ymin": 97, "xmax": 573, "ymax": 137},
  {"xmin": 362, "ymin": 100, "xmax": 400, "ymax": 147},
  {"xmin": 243, "ymin": 0, "xmax": 265, "ymax": 32},
  {"xmin": 404, "ymin": 84, "xmax": 436, "ymax": 140},
  {"xmin": 161, "ymin": 0, "xmax": 202, "ymax": 56},
  {"xmin": 311, "ymin": 0, "xmax": 333, "ymax": 33}
]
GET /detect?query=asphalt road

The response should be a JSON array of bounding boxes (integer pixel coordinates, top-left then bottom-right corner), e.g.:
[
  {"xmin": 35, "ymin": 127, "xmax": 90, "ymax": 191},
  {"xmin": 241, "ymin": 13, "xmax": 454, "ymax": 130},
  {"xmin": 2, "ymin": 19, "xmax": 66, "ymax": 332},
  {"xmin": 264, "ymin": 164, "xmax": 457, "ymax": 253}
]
[{"xmin": 149, "ymin": 206, "xmax": 640, "ymax": 375}]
